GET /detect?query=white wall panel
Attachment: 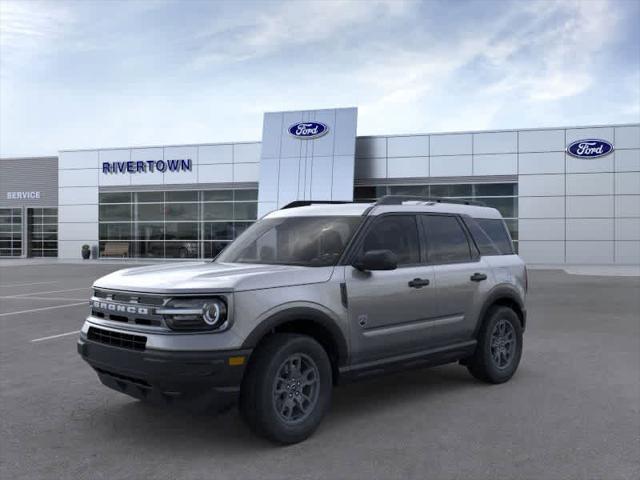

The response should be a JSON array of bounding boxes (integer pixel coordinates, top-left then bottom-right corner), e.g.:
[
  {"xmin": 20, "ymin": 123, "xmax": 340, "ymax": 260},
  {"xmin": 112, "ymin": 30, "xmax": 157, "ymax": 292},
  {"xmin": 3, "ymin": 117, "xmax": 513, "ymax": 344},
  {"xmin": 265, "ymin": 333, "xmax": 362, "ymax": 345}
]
[
  {"xmin": 198, "ymin": 163, "xmax": 233, "ymax": 183},
  {"xmin": 234, "ymin": 163, "xmax": 259, "ymax": 182},
  {"xmin": 60, "ymin": 169, "xmax": 99, "ymax": 187},
  {"xmin": 566, "ymin": 219, "xmax": 613, "ymax": 241},
  {"xmin": 566, "ymin": 173, "xmax": 613, "ymax": 196},
  {"xmin": 519, "ymin": 197, "xmax": 565, "ymax": 218},
  {"xmin": 279, "ymin": 112, "xmax": 306, "ymax": 159},
  {"xmin": 258, "ymin": 156, "xmax": 279, "ymax": 202},
  {"xmin": 518, "ymin": 219, "xmax": 565, "ymax": 240},
  {"xmin": 310, "ymin": 110, "xmax": 336, "ymax": 157},
  {"xmin": 356, "ymin": 137, "xmax": 386, "ymax": 158},
  {"xmin": 615, "ymin": 218, "xmax": 640, "ymax": 240},
  {"xmin": 59, "ymin": 240, "xmax": 98, "ymax": 259},
  {"xmin": 615, "ymin": 195, "xmax": 640, "ymax": 217},
  {"xmin": 199, "ymin": 144, "xmax": 233, "ymax": 164},
  {"xmin": 99, "ymin": 149, "xmax": 132, "ymax": 186},
  {"xmin": 430, "ymin": 134, "xmax": 472, "ymax": 156},
  {"xmin": 430, "ymin": 155, "xmax": 472, "ymax": 176},
  {"xmin": 518, "ymin": 129, "xmax": 564, "ymax": 153},
  {"xmin": 566, "ymin": 241, "xmax": 613, "ymax": 264},
  {"xmin": 58, "ymin": 222, "xmax": 99, "ymax": 241},
  {"xmin": 387, "ymin": 156, "xmax": 428, "ymax": 178},
  {"xmin": 387, "ymin": 135, "xmax": 429, "ymax": 157},
  {"xmin": 59, "ymin": 150, "xmax": 99, "ymax": 170},
  {"xmin": 355, "ymin": 157, "xmax": 386, "ymax": 179},
  {"xmin": 615, "ymin": 172, "xmax": 640, "ymax": 195},
  {"xmin": 615, "ymin": 241, "xmax": 640, "ymax": 264},
  {"xmin": 59, "ymin": 204, "xmax": 98, "ymax": 223},
  {"xmin": 129, "ymin": 148, "xmax": 165, "ymax": 186},
  {"xmin": 233, "ymin": 143, "xmax": 261, "ymax": 163},
  {"xmin": 566, "ymin": 153, "xmax": 614, "ymax": 174},
  {"xmin": 473, "ymin": 154, "xmax": 517, "ymax": 175},
  {"xmin": 518, "ymin": 174, "xmax": 565, "ymax": 196},
  {"xmin": 310, "ymin": 156, "xmax": 333, "ymax": 200},
  {"xmin": 162, "ymin": 146, "xmax": 198, "ymax": 184},
  {"xmin": 59, "ymin": 187, "xmax": 98, "ymax": 205},
  {"xmin": 615, "ymin": 149, "xmax": 640, "ymax": 172},
  {"xmin": 566, "ymin": 127, "xmax": 614, "ymax": 144},
  {"xmin": 615, "ymin": 126, "xmax": 640, "ymax": 149},
  {"xmin": 518, "ymin": 152, "xmax": 565, "ymax": 175},
  {"xmin": 334, "ymin": 108, "xmax": 359, "ymax": 157},
  {"xmin": 566, "ymin": 196, "xmax": 613, "ymax": 218},
  {"xmin": 473, "ymin": 131, "xmax": 517, "ymax": 154},
  {"xmin": 332, "ymin": 156, "xmax": 356, "ymax": 201},
  {"xmin": 260, "ymin": 113, "xmax": 283, "ymax": 159},
  {"xmin": 518, "ymin": 241, "xmax": 565, "ymax": 263}
]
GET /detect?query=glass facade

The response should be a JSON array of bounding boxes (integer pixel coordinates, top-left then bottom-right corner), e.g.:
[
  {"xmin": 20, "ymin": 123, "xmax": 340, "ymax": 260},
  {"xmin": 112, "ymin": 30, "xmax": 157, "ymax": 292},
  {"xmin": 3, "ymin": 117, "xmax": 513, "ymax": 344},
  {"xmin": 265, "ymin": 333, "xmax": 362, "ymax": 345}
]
[
  {"xmin": 28, "ymin": 208, "xmax": 58, "ymax": 257},
  {"xmin": 0, "ymin": 208, "xmax": 23, "ymax": 257},
  {"xmin": 98, "ymin": 189, "xmax": 258, "ymax": 258},
  {"xmin": 354, "ymin": 182, "xmax": 518, "ymax": 250}
]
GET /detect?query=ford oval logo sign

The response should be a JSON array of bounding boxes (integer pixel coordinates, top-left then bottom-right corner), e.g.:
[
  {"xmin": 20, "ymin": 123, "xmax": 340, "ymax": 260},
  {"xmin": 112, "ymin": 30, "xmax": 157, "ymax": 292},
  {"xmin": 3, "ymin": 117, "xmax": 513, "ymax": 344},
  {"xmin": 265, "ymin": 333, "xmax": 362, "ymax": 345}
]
[
  {"xmin": 567, "ymin": 139, "xmax": 614, "ymax": 159},
  {"xmin": 288, "ymin": 122, "xmax": 329, "ymax": 139}
]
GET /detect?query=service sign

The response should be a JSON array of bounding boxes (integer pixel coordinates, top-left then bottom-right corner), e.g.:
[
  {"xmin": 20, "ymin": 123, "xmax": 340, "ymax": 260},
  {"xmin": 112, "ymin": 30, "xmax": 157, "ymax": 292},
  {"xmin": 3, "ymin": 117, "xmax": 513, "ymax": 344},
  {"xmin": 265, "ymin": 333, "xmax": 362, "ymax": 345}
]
[
  {"xmin": 288, "ymin": 122, "xmax": 329, "ymax": 139},
  {"xmin": 566, "ymin": 139, "xmax": 613, "ymax": 159}
]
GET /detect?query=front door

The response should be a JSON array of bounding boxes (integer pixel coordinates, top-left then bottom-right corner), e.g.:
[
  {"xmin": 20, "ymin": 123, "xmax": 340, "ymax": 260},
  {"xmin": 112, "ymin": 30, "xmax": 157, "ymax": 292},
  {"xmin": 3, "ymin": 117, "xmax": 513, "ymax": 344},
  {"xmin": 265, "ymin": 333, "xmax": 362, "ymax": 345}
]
[{"xmin": 345, "ymin": 214, "xmax": 438, "ymax": 364}]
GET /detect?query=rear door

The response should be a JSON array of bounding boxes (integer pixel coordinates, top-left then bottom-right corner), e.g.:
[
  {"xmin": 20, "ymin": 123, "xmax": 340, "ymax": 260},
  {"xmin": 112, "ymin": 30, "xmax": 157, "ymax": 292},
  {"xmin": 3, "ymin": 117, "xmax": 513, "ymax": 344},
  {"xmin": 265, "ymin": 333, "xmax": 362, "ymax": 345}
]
[{"xmin": 420, "ymin": 214, "xmax": 491, "ymax": 343}]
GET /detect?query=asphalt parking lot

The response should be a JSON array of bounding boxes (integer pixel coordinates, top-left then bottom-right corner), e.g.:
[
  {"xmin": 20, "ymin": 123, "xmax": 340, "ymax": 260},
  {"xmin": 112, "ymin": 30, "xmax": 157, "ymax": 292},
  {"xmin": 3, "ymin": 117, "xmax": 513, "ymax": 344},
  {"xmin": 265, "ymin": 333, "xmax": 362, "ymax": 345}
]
[{"xmin": 0, "ymin": 262, "xmax": 638, "ymax": 480}]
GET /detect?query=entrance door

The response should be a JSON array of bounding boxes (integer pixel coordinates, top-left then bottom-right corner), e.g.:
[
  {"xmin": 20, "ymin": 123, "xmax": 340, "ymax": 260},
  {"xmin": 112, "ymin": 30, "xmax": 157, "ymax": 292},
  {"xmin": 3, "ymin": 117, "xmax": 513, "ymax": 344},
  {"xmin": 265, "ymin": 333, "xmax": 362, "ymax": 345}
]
[{"xmin": 27, "ymin": 208, "xmax": 58, "ymax": 257}]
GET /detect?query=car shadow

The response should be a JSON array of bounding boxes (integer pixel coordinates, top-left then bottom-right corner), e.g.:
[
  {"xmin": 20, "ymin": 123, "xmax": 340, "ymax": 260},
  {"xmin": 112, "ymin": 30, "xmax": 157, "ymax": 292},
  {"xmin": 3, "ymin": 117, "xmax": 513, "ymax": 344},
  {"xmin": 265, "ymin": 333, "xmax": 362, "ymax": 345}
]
[{"xmin": 89, "ymin": 364, "xmax": 483, "ymax": 453}]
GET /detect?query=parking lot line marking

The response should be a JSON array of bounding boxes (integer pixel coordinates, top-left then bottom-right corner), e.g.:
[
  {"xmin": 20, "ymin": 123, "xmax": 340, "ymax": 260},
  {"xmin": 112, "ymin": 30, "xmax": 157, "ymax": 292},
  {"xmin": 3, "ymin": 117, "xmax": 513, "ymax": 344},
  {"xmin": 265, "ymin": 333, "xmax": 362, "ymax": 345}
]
[
  {"xmin": 0, "ymin": 281, "xmax": 58, "ymax": 288},
  {"xmin": 0, "ymin": 302, "xmax": 87, "ymax": 317},
  {"xmin": 31, "ymin": 330, "xmax": 80, "ymax": 343},
  {"xmin": 0, "ymin": 296, "xmax": 87, "ymax": 301},
  {"xmin": 8, "ymin": 287, "xmax": 89, "ymax": 298}
]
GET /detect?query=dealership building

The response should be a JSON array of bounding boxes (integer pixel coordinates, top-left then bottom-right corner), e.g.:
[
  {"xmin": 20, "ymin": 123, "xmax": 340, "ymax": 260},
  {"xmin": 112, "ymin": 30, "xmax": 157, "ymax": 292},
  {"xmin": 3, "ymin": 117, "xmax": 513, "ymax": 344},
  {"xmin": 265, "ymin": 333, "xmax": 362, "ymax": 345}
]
[{"xmin": 1, "ymin": 107, "xmax": 639, "ymax": 264}]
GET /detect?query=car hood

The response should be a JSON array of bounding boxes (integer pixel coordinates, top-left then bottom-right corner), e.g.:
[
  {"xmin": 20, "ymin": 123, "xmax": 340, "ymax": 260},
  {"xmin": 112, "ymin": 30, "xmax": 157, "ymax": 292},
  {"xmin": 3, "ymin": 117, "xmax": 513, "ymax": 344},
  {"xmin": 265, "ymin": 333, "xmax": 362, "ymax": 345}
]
[{"xmin": 93, "ymin": 261, "xmax": 334, "ymax": 294}]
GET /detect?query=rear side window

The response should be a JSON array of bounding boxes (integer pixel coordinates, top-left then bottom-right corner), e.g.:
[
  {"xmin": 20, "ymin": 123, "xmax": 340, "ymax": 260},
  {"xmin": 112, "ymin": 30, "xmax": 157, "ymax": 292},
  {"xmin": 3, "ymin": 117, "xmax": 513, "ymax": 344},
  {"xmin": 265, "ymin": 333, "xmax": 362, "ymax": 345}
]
[
  {"xmin": 465, "ymin": 217, "xmax": 514, "ymax": 255},
  {"xmin": 360, "ymin": 215, "xmax": 420, "ymax": 265},
  {"xmin": 421, "ymin": 215, "xmax": 472, "ymax": 264}
]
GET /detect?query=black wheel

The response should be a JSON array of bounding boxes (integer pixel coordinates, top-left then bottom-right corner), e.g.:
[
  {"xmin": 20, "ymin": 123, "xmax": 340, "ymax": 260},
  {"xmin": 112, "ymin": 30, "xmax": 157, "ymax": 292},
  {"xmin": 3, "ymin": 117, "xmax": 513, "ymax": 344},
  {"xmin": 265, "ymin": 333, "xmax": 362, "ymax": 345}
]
[
  {"xmin": 467, "ymin": 306, "xmax": 523, "ymax": 384},
  {"xmin": 239, "ymin": 333, "xmax": 332, "ymax": 444}
]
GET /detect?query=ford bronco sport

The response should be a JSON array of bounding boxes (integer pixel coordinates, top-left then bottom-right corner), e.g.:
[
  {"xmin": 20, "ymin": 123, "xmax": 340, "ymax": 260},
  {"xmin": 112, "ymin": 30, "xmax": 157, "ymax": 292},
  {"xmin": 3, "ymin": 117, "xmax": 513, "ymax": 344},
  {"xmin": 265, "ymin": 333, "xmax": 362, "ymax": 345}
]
[{"xmin": 78, "ymin": 196, "xmax": 527, "ymax": 444}]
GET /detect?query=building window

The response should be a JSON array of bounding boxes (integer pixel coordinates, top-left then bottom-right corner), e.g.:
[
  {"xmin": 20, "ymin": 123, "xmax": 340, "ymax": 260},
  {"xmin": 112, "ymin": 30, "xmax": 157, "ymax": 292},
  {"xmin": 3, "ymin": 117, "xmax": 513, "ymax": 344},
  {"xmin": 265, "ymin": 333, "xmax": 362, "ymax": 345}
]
[
  {"xmin": 28, "ymin": 208, "xmax": 58, "ymax": 257},
  {"xmin": 98, "ymin": 189, "xmax": 258, "ymax": 259},
  {"xmin": 354, "ymin": 182, "xmax": 519, "ymax": 251},
  {"xmin": 0, "ymin": 208, "xmax": 23, "ymax": 257}
]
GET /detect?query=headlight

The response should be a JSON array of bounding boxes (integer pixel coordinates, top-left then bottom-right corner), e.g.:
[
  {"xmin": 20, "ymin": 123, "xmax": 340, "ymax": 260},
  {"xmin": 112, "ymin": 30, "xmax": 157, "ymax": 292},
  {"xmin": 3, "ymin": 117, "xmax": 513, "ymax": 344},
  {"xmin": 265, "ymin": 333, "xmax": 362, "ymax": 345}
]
[{"xmin": 157, "ymin": 297, "xmax": 229, "ymax": 331}]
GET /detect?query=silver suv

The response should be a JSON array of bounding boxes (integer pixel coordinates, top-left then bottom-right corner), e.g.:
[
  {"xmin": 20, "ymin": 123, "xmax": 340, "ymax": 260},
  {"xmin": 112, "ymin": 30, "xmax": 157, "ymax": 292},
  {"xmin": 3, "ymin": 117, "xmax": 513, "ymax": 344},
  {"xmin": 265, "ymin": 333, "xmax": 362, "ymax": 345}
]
[{"xmin": 78, "ymin": 196, "xmax": 527, "ymax": 444}]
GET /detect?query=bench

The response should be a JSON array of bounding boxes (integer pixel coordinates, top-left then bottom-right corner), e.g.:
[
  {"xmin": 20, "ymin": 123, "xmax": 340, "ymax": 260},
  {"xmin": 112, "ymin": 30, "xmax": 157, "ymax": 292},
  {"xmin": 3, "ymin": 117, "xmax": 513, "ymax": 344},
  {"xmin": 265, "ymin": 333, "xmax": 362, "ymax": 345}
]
[{"xmin": 102, "ymin": 243, "xmax": 129, "ymax": 258}]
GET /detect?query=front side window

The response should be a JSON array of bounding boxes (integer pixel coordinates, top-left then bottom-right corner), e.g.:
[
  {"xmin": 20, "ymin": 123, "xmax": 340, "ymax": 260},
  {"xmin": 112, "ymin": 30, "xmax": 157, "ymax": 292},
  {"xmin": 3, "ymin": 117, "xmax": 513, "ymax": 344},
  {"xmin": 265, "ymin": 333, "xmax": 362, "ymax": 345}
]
[
  {"xmin": 217, "ymin": 216, "xmax": 362, "ymax": 267},
  {"xmin": 421, "ymin": 215, "xmax": 472, "ymax": 264},
  {"xmin": 359, "ymin": 215, "xmax": 420, "ymax": 266}
]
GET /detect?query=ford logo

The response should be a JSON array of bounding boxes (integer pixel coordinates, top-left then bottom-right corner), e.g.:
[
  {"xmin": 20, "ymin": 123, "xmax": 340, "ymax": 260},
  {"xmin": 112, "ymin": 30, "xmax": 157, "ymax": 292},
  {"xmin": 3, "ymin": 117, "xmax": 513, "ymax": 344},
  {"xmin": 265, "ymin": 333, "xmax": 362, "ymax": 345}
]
[
  {"xmin": 567, "ymin": 139, "xmax": 614, "ymax": 159},
  {"xmin": 288, "ymin": 122, "xmax": 329, "ymax": 139}
]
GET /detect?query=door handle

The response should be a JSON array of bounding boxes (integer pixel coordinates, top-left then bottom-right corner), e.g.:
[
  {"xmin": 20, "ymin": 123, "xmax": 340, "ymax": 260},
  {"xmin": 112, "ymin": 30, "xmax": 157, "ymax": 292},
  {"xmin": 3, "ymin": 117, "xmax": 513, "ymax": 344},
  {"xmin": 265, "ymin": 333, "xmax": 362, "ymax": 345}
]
[
  {"xmin": 470, "ymin": 272, "xmax": 487, "ymax": 282},
  {"xmin": 408, "ymin": 278, "xmax": 430, "ymax": 288}
]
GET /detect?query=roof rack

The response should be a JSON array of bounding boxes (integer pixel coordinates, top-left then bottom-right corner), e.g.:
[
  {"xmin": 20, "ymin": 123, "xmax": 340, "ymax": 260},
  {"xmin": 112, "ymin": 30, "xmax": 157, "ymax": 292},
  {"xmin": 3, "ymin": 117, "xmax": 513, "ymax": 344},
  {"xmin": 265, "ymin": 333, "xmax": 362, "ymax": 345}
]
[
  {"xmin": 280, "ymin": 200, "xmax": 351, "ymax": 210},
  {"xmin": 375, "ymin": 195, "xmax": 486, "ymax": 207}
]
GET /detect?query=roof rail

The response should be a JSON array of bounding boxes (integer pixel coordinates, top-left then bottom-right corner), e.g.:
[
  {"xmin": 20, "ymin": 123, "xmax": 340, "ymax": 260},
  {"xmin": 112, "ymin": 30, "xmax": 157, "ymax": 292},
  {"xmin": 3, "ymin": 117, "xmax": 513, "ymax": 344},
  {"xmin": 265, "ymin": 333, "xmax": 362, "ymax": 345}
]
[
  {"xmin": 280, "ymin": 200, "xmax": 351, "ymax": 210},
  {"xmin": 375, "ymin": 195, "xmax": 486, "ymax": 207}
]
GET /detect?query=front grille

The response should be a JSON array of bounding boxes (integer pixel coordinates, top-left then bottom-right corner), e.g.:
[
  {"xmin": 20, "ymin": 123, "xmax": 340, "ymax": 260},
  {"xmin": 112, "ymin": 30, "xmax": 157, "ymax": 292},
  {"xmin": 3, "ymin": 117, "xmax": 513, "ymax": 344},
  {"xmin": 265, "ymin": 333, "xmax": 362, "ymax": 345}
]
[
  {"xmin": 94, "ymin": 288, "xmax": 165, "ymax": 306},
  {"xmin": 91, "ymin": 288, "xmax": 167, "ymax": 329},
  {"xmin": 88, "ymin": 326, "xmax": 147, "ymax": 351}
]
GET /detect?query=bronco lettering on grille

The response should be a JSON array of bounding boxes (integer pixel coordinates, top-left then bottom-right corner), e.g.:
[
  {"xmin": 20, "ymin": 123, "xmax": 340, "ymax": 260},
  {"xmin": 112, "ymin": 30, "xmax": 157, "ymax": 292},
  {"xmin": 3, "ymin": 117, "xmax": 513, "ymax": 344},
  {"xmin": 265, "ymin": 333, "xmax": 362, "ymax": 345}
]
[{"xmin": 92, "ymin": 300, "xmax": 149, "ymax": 315}]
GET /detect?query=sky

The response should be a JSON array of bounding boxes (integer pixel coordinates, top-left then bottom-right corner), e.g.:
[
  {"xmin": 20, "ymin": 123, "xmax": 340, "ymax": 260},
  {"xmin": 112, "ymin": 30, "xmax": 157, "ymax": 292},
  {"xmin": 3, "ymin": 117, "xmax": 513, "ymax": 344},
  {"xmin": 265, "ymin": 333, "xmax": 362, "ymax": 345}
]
[{"xmin": 0, "ymin": 0, "xmax": 638, "ymax": 157}]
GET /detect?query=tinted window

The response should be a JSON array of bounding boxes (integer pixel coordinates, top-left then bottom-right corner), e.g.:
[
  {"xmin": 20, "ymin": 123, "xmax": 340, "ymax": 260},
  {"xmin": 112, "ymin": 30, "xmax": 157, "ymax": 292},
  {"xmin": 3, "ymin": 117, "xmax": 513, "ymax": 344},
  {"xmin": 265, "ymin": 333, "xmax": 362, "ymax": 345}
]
[
  {"xmin": 361, "ymin": 215, "xmax": 420, "ymax": 265},
  {"xmin": 475, "ymin": 218, "xmax": 514, "ymax": 255},
  {"xmin": 422, "ymin": 215, "xmax": 472, "ymax": 264}
]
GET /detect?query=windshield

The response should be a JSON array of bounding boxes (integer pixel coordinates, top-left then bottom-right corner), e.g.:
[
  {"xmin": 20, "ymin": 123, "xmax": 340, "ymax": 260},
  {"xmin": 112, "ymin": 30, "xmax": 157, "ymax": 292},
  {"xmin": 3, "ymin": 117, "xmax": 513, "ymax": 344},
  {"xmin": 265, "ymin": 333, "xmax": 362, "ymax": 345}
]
[{"xmin": 216, "ymin": 216, "xmax": 362, "ymax": 267}]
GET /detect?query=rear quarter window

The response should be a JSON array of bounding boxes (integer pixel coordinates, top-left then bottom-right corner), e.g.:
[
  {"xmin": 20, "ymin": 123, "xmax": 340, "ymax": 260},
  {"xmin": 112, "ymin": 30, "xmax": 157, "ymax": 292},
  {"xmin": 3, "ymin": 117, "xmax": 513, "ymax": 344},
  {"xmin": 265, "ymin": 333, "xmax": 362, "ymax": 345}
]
[{"xmin": 465, "ymin": 217, "xmax": 515, "ymax": 255}]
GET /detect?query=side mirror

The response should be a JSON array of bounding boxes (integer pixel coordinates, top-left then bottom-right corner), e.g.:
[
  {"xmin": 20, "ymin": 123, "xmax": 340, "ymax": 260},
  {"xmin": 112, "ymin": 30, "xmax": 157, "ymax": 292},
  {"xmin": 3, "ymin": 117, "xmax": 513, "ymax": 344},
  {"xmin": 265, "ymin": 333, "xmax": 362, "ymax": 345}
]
[{"xmin": 353, "ymin": 249, "xmax": 398, "ymax": 271}]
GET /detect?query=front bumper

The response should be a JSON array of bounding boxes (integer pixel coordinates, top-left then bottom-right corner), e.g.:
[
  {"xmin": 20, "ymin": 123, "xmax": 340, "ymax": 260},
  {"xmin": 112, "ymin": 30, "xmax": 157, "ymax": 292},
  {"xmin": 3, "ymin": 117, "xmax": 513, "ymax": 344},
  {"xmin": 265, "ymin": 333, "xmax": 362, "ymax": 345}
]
[{"xmin": 77, "ymin": 334, "xmax": 251, "ymax": 411}]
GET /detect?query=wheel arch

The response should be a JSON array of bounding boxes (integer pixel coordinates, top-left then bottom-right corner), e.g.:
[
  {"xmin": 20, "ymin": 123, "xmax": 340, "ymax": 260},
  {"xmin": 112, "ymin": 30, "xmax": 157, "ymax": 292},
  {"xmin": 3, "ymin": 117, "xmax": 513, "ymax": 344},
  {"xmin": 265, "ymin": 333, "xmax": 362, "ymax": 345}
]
[
  {"xmin": 241, "ymin": 307, "xmax": 349, "ymax": 382},
  {"xmin": 475, "ymin": 286, "xmax": 526, "ymax": 336}
]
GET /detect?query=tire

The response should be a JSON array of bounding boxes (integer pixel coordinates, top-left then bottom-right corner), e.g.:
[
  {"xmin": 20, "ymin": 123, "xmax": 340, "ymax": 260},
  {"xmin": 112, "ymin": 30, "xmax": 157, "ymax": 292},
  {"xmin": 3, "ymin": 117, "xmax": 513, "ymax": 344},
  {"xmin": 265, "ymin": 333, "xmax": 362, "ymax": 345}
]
[
  {"xmin": 467, "ymin": 306, "xmax": 523, "ymax": 384},
  {"xmin": 239, "ymin": 333, "xmax": 332, "ymax": 444}
]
